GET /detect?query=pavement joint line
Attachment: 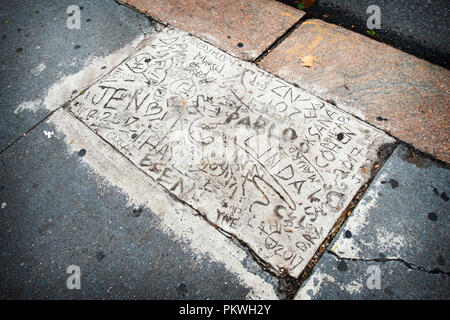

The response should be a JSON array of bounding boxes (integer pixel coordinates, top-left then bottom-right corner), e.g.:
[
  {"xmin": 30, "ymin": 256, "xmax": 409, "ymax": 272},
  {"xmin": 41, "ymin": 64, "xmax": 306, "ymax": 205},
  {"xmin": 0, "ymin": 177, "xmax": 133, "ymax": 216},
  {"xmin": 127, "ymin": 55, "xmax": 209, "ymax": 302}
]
[
  {"xmin": 254, "ymin": 13, "xmax": 310, "ymax": 65},
  {"xmin": 0, "ymin": 106, "xmax": 61, "ymax": 156},
  {"xmin": 260, "ymin": 18, "xmax": 450, "ymax": 163},
  {"xmin": 289, "ymin": 141, "xmax": 397, "ymax": 298},
  {"xmin": 327, "ymin": 250, "xmax": 450, "ymax": 276},
  {"xmin": 320, "ymin": 102, "xmax": 450, "ymax": 169}
]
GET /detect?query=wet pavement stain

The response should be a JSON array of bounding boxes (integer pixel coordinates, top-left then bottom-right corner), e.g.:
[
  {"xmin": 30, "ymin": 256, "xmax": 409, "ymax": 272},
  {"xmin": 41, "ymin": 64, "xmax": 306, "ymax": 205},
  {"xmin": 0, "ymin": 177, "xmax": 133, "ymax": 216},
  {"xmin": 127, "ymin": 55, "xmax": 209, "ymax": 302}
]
[
  {"xmin": 337, "ymin": 260, "xmax": 347, "ymax": 271},
  {"xmin": 427, "ymin": 212, "xmax": 437, "ymax": 221},
  {"xmin": 381, "ymin": 179, "xmax": 399, "ymax": 189},
  {"xmin": 78, "ymin": 149, "xmax": 86, "ymax": 157}
]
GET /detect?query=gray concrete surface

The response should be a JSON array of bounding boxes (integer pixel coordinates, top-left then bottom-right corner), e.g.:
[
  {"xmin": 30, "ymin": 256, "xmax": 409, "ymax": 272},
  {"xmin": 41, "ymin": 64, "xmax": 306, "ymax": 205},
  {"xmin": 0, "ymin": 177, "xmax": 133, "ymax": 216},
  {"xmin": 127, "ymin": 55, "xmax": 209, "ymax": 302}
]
[
  {"xmin": 0, "ymin": 0, "xmax": 279, "ymax": 300},
  {"xmin": 0, "ymin": 113, "xmax": 276, "ymax": 299},
  {"xmin": 67, "ymin": 26, "xmax": 394, "ymax": 278},
  {"xmin": 1, "ymin": 0, "xmax": 448, "ymax": 301},
  {"xmin": 296, "ymin": 252, "xmax": 449, "ymax": 299},
  {"xmin": 296, "ymin": 145, "xmax": 450, "ymax": 299},
  {"xmin": 0, "ymin": 0, "xmax": 157, "ymax": 152}
]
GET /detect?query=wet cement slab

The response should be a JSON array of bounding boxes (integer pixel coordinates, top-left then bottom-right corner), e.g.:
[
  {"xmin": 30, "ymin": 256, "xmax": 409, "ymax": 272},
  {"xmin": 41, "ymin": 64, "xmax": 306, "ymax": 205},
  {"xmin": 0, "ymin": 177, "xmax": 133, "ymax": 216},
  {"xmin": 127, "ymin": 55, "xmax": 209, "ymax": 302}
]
[
  {"xmin": 67, "ymin": 26, "xmax": 394, "ymax": 278},
  {"xmin": 260, "ymin": 19, "xmax": 450, "ymax": 163},
  {"xmin": 295, "ymin": 145, "xmax": 450, "ymax": 299},
  {"xmin": 0, "ymin": 0, "xmax": 160, "ymax": 152},
  {"xmin": 117, "ymin": 0, "xmax": 304, "ymax": 61},
  {"xmin": 0, "ymin": 109, "xmax": 278, "ymax": 299}
]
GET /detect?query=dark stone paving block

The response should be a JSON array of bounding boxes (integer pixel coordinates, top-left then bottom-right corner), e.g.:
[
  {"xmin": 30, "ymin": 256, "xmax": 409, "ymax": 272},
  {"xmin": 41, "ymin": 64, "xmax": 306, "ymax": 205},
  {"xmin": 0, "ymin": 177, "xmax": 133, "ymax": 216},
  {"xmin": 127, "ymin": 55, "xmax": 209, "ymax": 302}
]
[
  {"xmin": 0, "ymin": 0, "xmax": 158, "ymax": 152},
  {"xmin": 67, "ymin": 27, "xmax": 394, "ymax": 278}
]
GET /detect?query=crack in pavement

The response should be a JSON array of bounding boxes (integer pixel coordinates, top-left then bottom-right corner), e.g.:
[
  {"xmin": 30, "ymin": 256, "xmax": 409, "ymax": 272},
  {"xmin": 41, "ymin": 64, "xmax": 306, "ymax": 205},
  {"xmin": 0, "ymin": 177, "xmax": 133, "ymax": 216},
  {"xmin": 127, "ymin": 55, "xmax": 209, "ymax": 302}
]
[{"xmin": 328, "ymin": 250, "xmax": 450, "ymax": 276}]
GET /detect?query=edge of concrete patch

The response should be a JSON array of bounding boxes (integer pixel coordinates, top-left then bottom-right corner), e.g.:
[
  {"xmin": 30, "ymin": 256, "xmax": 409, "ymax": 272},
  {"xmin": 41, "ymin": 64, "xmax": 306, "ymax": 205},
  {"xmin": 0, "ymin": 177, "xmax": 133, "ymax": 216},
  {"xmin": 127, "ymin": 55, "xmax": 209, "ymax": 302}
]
[
  {"xmin": 48, "ymin": 108, "xmax": 279, "ymax": 300},
  {"xmin": 295, "ymin": 143, "xmax": 449, "ymax": 299},
  {"xmin": 66, "ymin": 26, "xmax": 396, "ymax": 283},
  {"xmin": 1, "ymin": 23, "xmax": 167, "ymax": 156},
  {"xmin": 259, "ymin": 18, "xmax": 450, "ymax": 164}
]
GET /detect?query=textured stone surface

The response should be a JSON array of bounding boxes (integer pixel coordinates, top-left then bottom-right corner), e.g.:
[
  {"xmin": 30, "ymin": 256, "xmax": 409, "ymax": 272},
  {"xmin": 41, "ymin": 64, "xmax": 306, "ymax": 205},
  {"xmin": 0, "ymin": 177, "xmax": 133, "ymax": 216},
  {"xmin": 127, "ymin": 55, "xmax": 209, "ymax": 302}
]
[
  {"xmin": 295, "ymin": 145, "xmax": 450, "ymax": 299},
  {"xmin": 260, "ymin": 19, "xmax": 450, "ymax": 163},
  {"xmin": 0, "ymin": 0, "xmax": 159, "ymax": 152},
  {"xmin": 69, "ymin": 27, "xmax": 394, "ymax": 277},
  {"xmin": 295, "ymin": 252, "xmax": 450, "ymax": 299},
  {"xmin": 0, "ymin": 109, "xmax": 278, "ymax": 299},
  {"xmin": 330, "ymin": 144, "xmax": 450, "ymax": 272},
  {"xmin": 118, "ymin": 0, "xmax": 304, "ymax": 60}
]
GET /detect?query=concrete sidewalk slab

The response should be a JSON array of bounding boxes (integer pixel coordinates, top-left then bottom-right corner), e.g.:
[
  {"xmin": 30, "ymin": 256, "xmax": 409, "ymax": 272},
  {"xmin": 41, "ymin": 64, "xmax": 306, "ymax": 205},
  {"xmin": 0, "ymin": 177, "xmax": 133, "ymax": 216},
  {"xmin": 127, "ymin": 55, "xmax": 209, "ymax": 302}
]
[
  {"xmin": 260, "ymin": 19, "xmax": 450, "ymax": 163},
  {"xmin": 68, "ymin": 26, "xmax": 394, "ymax": 278},
  {"xmin": 118, "ymin": 0, "xmax": 304, "ymax": 60},
  {"xmin": 295, "ymin": 252, "xmax": 450, "ymax": 299},
  {"xmin": 0, "ymin": 108, "xmax": 278, "ymax": 299},
  {"xmin": 0, "ymin": 0, "xmax": 160, "ymax": 152},
  {"xmin": 330, "ymin": 144, "xmax": 450, "ymax": 272},
  {"xmin": 295, "ymin": 144, "xmax": 450, "ymax": 299}
]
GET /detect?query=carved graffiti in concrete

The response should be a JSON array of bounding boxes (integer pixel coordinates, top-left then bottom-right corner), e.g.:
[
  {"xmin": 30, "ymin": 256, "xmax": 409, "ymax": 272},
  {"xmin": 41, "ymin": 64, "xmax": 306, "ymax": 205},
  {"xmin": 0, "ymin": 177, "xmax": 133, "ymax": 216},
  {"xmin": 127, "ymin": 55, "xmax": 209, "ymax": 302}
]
[{"xmin": 69, "ymin": 27, "xmax": 394, "ymax": 277}]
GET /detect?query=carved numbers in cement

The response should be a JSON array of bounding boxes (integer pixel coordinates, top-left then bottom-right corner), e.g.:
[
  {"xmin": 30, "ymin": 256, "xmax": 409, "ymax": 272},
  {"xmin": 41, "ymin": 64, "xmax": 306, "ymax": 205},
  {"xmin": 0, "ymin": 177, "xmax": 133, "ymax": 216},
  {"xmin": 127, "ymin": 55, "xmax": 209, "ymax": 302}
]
[{"xmin": 69, "ymin": 28, "xmax": 393, "ymax": 277}]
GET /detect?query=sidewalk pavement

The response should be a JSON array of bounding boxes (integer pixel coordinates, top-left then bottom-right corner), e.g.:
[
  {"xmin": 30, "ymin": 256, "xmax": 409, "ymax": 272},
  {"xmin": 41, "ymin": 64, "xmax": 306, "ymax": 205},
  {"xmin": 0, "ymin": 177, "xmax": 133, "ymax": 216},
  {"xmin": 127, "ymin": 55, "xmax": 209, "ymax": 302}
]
[
  {"xmin": 0, "ymin": 0, "xmax": 448, "ymax": 299},
  {"xmin": 296, "ymin": 145, "xmax": 449, "ymax": 299},
  {"xmin": 295, "ymin": 0, "xmax": 450, "ymax": 69},
  {"xmin": 0, "ymin": 0, "xmax": 277, "ymax": 300},
  {"xmin": 0, "ymin": 0, "xmax": 160, "ymax": 153}
]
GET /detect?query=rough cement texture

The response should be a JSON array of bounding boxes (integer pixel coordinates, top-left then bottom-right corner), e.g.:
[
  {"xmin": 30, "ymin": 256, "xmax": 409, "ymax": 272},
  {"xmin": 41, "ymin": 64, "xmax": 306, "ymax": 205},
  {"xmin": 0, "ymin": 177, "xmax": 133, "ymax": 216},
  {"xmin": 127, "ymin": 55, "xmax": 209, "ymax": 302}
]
[
  {"xmin": 0, "ymin": 0, "xmax": 160, "ymax": 152},
  {"xmin": 2, "ymin": 0, "xmax": 447, "ymax": 301},
  {"xmin": 331, "ymin": 144, "xmax": 450, "ymax": 272},
  {"xmin": 0, "ymin": 0, "xmax": 280, "ymax": 300},
  {"xmin": 68, "ymin": 26, "xmax": 394, "ymax": 278},
  {"xmin": 260, "ymin": 19, "xmax": 450, "ymax": 163},
  {"xmin": 295, "ymin": 252, "xmax": 450, "ymax": 299},
  {"xmin": 0, "ymin": 109, "xmax": 278, "ymax": 299},
  {"xmin": 295, "ymin": 145, "xmax": 450, "ymax": 299},
  {"xmin": 118, "ymin": 0, "xmax": 304, "ymax": 60}
]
